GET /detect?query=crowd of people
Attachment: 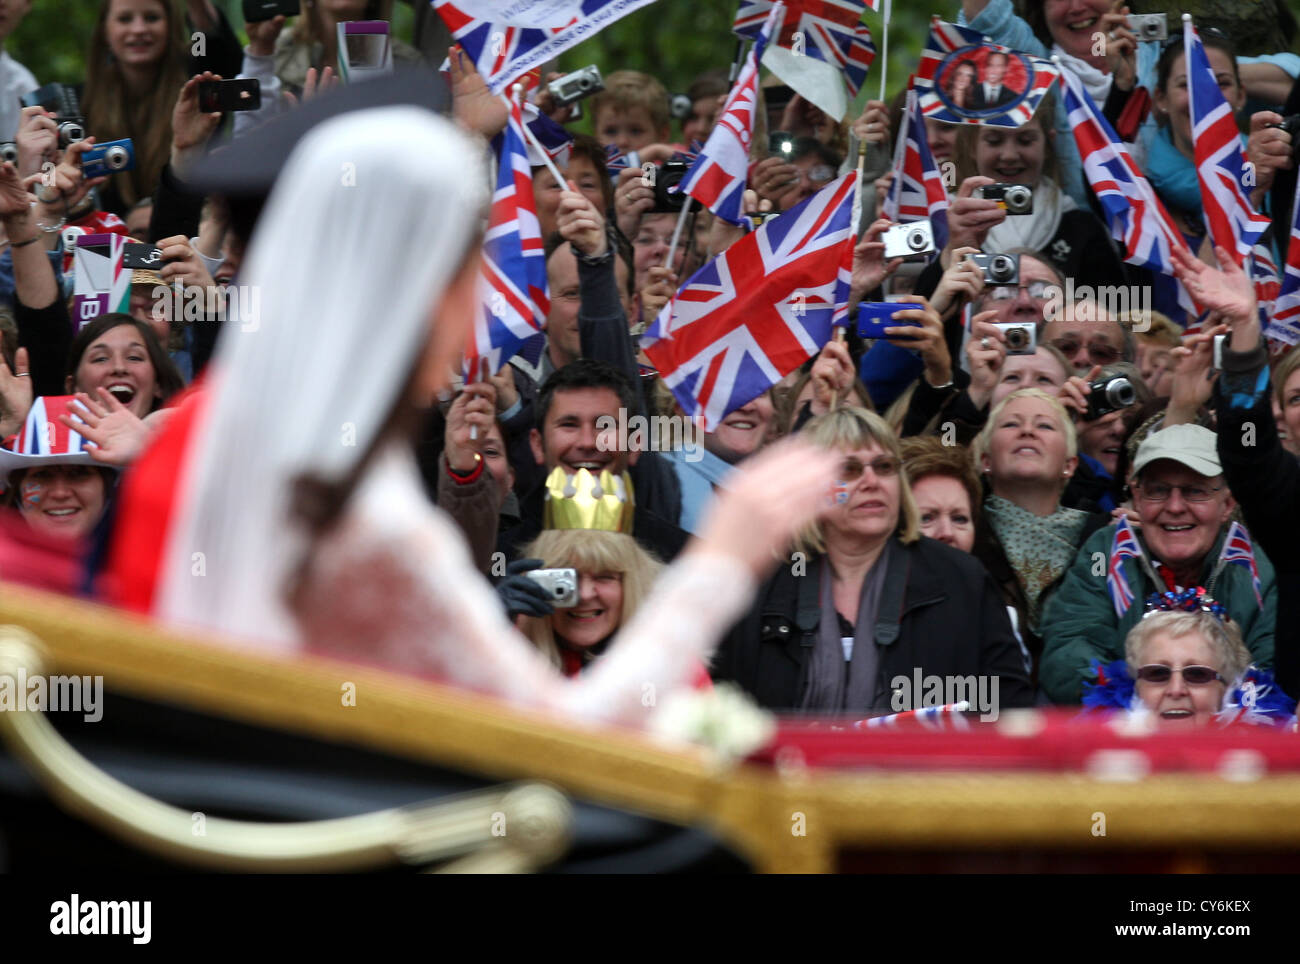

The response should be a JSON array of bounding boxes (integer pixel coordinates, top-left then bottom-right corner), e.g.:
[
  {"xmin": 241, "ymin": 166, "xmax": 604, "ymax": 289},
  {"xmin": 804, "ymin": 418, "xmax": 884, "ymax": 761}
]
[{"xmin": 0, "ymin": 0, "xmax": 1297, "ymax": 735}]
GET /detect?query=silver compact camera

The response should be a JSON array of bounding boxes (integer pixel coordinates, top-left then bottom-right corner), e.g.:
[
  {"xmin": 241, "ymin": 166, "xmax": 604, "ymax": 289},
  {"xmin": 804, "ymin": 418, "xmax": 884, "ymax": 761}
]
[
  {"xmin": 548, "ymin": 65, "xmax": 604, "ymax": 107},
  {"xmin": 525, "ymin": 568, "xmax": 579, "ymax": 608},
  {"xmin": 978, "ymin": 183, "xmax": 1033, "ymax": 215},
  {"xmin": 1126, "ymin": 13, "xmax": 1167, "ymax": 42},
  {"xmin": 968, "ymin": 252, "xmax": 1019, "ymax": 286},
  {"xmin": 994, "ymin": 321, "xmax": 1037, "ymax": 355},
  {"xmin": 881, "ymin": 220, "xmax": 935, "ymax": 259},
  {"xmin": 0, "ymin": 142, "xmax": 16, "ymax": 165}
]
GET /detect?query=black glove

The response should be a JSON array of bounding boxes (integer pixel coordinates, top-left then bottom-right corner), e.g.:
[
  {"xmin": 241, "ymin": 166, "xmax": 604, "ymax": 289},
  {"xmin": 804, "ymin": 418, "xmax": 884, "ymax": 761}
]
[{"xmin": 496, "ymin": 558, "xmax": 555, "ymax": 619}]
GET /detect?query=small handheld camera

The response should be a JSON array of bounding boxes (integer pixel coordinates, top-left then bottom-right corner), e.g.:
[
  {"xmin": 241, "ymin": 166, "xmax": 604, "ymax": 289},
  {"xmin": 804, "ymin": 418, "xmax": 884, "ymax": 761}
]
[
  {"xmin": 769, "ymin": 130, "xmax": 796, "ymax": 160},
  {"xmin": 1269, "ymin": 114, "xmax": 1300, "ymax": 159},
  {"xmin": 881, "ymin": 221, "xmax": 936, "ymax": 259},
  {"xmin": 20, "ymin": 83, "xmax": 85, "ymax": 148},
  {"xmin": 650, "ymin": 159, "xmax": 699, "ymax": 214},
  {"xmin": 525, "ymin": 568, "xmax": 579, "ymax": 609},
  {"xmin": 994, "ymin": 322, "xmax": 1037, "ymax": 355},
  {"xmin": 81, "ymin": 138, "xmax": 135, "ymax": 179},
  {"xmin": 1084, "ymin": 374, "xmax": 1135, "ymax": 421},
  {"xmin": 1126, "ymin": 13, "xmax": 1168, "ymax": 42},
  {"xmin": 968, "ymin": 252, "xmax": 1020, "ymax": 286},
  {"xmin": 198, "ymin": 79, "xmax": 262, "ymax": 113},
  {"xmin": 549, "ymin": 65, "xmax": 604, "ymax": 107},
  {"xmin": 978, "ymin": 183, "xmax": 1033, "ymax": 215},
  {"xmin": 857, "ymin": 302, "xmax": 921, "ymax": 340},
  {"xmin": 0, "ymin": 142, "xmax": 16, "ymax": 165},
  {"xmin": 669, "ymin": 92, "xmax": 692, "ymax": 120}
]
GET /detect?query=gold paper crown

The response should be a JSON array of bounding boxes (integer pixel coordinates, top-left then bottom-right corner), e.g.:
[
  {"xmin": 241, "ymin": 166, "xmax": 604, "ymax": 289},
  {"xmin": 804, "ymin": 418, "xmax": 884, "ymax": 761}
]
[{"xmin": 542, "ymin": 467, "xmax": 635, "ymax": 533}]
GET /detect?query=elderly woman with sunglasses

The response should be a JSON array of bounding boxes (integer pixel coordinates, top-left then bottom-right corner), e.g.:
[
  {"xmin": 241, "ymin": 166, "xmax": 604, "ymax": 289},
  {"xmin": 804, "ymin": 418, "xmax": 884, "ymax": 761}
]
[
  {"xmin": 712, "ymin": 406, "xmax": 1034, "ymax": 714},
  {"xmin": 1039, "ymin": 423, "xmax": 1276, "ymax": 704}
]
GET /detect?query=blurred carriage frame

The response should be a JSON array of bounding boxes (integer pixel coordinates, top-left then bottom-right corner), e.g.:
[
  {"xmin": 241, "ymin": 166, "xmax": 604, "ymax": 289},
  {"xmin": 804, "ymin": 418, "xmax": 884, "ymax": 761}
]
[{"xmin": 72, "ymin": 233, "xmax": 131, "ymax": 331}]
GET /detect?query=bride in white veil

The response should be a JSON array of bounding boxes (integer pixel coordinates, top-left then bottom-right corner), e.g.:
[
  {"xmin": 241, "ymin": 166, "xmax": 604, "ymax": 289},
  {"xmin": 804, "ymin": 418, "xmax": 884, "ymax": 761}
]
[{"xmin": 152, "ymin": 105, "xmax": 835, "ymax": 727}]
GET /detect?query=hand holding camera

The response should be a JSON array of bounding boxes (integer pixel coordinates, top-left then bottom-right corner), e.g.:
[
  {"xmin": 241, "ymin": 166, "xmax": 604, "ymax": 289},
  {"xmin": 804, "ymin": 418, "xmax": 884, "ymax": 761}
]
[
  {"xmin": 556, "ymin": 181, "xmax": 608, "ymax": 258},
  {"xmin": 156, "ymin": 235, "xmax": 218, "ymax": 300},
  {"xmin": 639, "ymin": 265, "xmax": 678, "ymax": 321},
  {"xmin": 39, "ymin": 138, "xmax": 109, "ymax": 215},
  {"xmin": 1100, "ymin": 8, "xmax": 1138, "ymax": 92},
  {"xmin": 14, "ymin": 106, "xmax": 59, "ymax": 179},
  {"xmin": 1249, "ymin": 111, "xmax": 1294, "ymax": 198},
  {"xmin": 171, "ymin": 72, "xmax": 225, "ymax": 178},
  {"xmin": 614, "ymin": 167, "xmax": 654, "ymax": 242},
  {"xmin": 496, "ymin": 559, "xmax": 560, "ymax": 620},
  {"xmin": 1057, "ymin": 364, "xmax": 1102, "ymax": 421},
  {"xmin": 965, "ymin": 313, "xmax": 1008, "ymax": 410},
  {"xmin": 245, "ymin": 13, "xmax": 288, "ymax": 58},
  {"xmin": 1165, "ymin": 324, "xmax": 1225, "ymax": 426},
  {"xmin": 931, "ymin": 245, "xmax": 985, "ymax": 317},
  {"xmin": 872, "ymin": 295, "xmax": 951, "ymax": 386},
  {"xmin": 752, "ymin": 154, "xmax": 799, "ymax": 205},
  {"xmin": 975, "ymin": 183, "xmax": 1033, "ymax": 216},
  {"xmin": 849, "ymin": 217, "xmax": 904, "ymax": 307},
  {"xmin": 943, "ymin": 177, "xmax": 1006, "ymax": 266}
]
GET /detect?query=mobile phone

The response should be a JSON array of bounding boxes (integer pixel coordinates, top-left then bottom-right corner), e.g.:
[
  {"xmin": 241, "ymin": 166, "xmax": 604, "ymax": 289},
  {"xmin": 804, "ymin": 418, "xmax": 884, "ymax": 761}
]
[
  {"xmin": 243, "ymin": 0, "xmax": 300, "ymax": 23},
  {"xmin": 857, "ymin": 302, "xmax": 921, "ymax": 340},
  {"xmin": 198, "ymin": 79, "xmax": 261, "ymax": 113}
]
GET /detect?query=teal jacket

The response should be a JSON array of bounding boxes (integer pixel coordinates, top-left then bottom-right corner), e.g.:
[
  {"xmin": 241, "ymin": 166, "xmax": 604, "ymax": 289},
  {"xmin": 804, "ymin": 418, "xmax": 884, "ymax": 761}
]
[{"xmin": 1039, "ymin": 523, "xmax": 1276, "ymax": 704}]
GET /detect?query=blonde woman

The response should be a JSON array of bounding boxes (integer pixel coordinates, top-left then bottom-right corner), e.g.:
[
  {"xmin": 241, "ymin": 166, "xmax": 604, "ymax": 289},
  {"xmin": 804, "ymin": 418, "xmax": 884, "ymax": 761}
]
[
  {"xmin": 972, "ymin": 388, "xmax": 1110, "ymax": 681},
  {"xmin": 517, "ymin": 529, "xmax": 711, "ymax": 688},
  {"xmin": 713, "ymin": 406, "xmax": 1033, "ymax": 713}
]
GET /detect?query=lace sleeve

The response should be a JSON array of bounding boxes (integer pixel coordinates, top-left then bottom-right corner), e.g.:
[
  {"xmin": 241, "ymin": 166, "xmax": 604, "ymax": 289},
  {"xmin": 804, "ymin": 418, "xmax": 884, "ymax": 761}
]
[{"xmin": 300, "ymin": 452, "xmax": 756, "ymax": 728}]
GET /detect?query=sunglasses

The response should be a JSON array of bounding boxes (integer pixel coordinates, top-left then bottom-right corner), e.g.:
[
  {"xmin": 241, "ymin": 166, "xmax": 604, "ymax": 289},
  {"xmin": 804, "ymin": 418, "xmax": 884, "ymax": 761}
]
[
  {"xmin": 837, "ymin": 455, "xmax": 899, "ymax": 481},
  {"xmin": 1135, "ymin": 664, "xmax": 1223, "ymax": 685},
  {"xmin": 988, "ymin": 280, "xmax": 1054, "ymax": 302},
  {"xmin": 1049, "ymin": 338, "xmax": 1122, "ymax": 365}
]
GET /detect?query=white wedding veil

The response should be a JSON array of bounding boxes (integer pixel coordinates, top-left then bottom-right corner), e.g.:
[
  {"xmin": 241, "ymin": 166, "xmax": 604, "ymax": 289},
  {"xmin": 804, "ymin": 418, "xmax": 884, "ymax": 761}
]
[{"xmin": 154, "ymin": 106, "xmax": 487, "ymax": 650}]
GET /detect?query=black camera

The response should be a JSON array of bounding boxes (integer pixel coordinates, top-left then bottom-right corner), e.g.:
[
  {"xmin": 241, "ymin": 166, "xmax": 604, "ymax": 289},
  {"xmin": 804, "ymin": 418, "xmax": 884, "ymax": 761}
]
[
  {"xmin": 769, "ymin": 130, "xmax": 796, "ymax": 160},
  {"xmin": 650, "ymin": 160, "xmax": 700, "ymax": 214},
  {"xmin": 1084, "ymin": 374, "xmax": 1135, "ymax": 421},
  {"xmin": 968, "ymin": 252, "xmax": 1019, "ymax": 286},
  {"xmin": 1270, "ymin": 114, "xmax": 1300, "ymax": 158},
  {"xmin": 978, "ymin": 183, "xmax": 1033, "ymax": 215},
  {"xmin": 243, "ymin": 0, "xmax": 300, "ymax": 22},
  {"xmin": 20, "ymin": 83, "xmax": 85, "ymax": 147}
]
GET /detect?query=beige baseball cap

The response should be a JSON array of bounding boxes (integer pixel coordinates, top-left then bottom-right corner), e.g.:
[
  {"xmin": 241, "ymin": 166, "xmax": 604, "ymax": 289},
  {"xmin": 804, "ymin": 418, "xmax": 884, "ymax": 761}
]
[{"xmin": 1132, "ymin": 424, "xmax": 1221, "ymax": 479}]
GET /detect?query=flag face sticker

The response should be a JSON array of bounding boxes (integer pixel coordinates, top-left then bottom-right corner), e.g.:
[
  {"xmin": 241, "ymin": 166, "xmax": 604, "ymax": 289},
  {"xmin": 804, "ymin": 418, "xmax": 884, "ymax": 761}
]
[
  {"xmin": 915, "ymin": 18, "xmax": 1058, "ymax": 128},
  {"xmin": 1184, "ymin": 18, "xmax": 1272, "ymax": 265},
  {"xmin": 733, "ymin": 0, "xmax": 874, "ymax": 120},
  {"xmin": 641, "ymin": 173, "xmax": 856, "ymax": 431},
  {"xmin": 464, "ymin": 97, "xmax": 548, "ymax": 379},
  {"xmin": 434, "ymin": 0, "xmax": 655, "ymax": 95}
]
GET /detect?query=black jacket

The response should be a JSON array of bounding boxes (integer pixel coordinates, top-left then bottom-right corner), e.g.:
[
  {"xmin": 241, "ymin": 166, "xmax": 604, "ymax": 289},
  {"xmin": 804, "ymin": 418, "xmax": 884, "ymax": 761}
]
[
  {"xmin": 1215, "ymin": 339, "xmax": 1299, "ymax": 698},
  {"xmin": 712, "ymin": 536, "xmax": 1035, "ymax": 712}
]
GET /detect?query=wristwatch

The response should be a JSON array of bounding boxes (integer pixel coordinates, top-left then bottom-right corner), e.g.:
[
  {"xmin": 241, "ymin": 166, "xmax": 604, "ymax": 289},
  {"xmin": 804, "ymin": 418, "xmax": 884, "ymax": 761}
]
[{"xmin": 570, "ymin": 242, "xmax": 613, "ymax": 266}]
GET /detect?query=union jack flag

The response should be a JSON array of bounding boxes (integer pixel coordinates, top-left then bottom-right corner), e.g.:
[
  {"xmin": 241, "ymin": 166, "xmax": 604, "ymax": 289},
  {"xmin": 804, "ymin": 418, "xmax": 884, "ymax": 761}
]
[
  {"xmin": 463, "ymin": 96, "xmax": 548, "ymax": 379},
  {"xmin": 1059, "ymin": 65, "xmax": 1192, "ymax": 284},
  {"xmin": 521, "ymin": 102, "xmax": 572, "ymax": 168},
  {"xmin": 1268, "ymin": 178, "xmax": 1300, "ymax": 347},
  {"xmin": 915, "ymin": 18, "xmax": 1059, "ymax": 128},
  {"xmin": 676, "ymin": 3, "xmax": 782, "ymax": 225},
  {"xmin": 1184, "ymin": 18, "xmax": 1272, "ymax": 266},
  {"xmin": 641, "ymin": 172, "xmax": 857, "ymax": 430},
  {"xmin": 882, "ymin": 82, "xmax": 949, "ymax": 254},
  {"xmin": 433, "ymin": 0, "xmax": 655, "ymax": 95},
  {"xmin": 1220, "ymin": 521, "xmax": 1264, "ymax": 608},
  {"xmin": 1107, "ymin": 516, "xmax": 1144, "ymax": 617},
  {"xmin": 733, "ymin": 0, "xmax": 875, "ymax": 118}
]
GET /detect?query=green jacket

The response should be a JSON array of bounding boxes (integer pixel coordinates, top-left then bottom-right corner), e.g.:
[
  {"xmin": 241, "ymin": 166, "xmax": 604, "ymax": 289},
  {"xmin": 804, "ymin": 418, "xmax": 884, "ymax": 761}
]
[{"xmin": 1039, "ymin": 523, "xmax": 1276, "ymax": 704}]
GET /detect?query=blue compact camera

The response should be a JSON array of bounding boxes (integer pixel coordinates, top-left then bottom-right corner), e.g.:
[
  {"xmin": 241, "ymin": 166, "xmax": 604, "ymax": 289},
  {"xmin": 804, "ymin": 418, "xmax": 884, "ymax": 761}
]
[
  {"xmin": 857, "ymin": 302, "xmax": 921, "ymax": 340},
  {"xmin": 81, "ymin": 138, "xmax": 135, "ymax": 180}
]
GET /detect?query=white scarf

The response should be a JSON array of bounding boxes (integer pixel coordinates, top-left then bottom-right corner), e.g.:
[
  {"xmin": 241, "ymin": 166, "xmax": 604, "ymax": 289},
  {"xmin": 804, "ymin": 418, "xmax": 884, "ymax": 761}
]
[
  {"xmin": 984, "ymin": 178, "xmax": 1077, "ymax": 256},
  {"xmin": 1052, "ymin": 44, "xmax": 1113, "ymax": 106}
]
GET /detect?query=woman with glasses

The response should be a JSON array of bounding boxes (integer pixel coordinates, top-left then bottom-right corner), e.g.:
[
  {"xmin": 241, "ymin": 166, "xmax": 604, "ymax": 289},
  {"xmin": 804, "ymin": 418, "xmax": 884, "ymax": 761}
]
[
  {"xmin": 712, "ymin": 406, "xmax": 1035, "ymax": 714},
  {"xmin": 1040, "ymin": 423, "xmax": 1276, "ymax": 703}
]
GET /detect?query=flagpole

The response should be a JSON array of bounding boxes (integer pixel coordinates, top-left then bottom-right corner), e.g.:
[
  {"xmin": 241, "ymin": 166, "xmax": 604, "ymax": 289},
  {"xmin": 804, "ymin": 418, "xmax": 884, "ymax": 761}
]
[
  {"xmin": 664, "ymin": 198, "xmax": 693, "ymax": 270},
  {"xmin": 878, "ymin": 0, "xmax": 891, "ymax": 102},
  {"xmin": 515, "ymin": 84, "xmax": 567, "ymax": 188}
]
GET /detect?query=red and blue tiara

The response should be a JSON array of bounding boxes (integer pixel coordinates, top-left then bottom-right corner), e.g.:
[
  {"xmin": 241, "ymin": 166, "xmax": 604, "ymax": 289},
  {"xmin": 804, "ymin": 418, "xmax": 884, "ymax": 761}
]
[{"xmin": 1142, "ymin": 587, "xmax": 1227, "ymax": 621}]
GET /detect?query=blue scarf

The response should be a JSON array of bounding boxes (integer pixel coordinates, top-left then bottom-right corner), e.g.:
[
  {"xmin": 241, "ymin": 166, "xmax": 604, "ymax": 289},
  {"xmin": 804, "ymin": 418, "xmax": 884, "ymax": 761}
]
[{"xmin": 1145, "ymin": 125, "xmax": 1201, "ymax": 215}]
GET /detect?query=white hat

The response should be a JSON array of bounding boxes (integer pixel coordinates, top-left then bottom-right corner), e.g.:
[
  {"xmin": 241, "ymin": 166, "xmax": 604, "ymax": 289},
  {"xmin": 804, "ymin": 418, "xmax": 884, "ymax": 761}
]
[{"xmin": 1132, "ymin": 424, "xmax": 1221, "ymax": 479}]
